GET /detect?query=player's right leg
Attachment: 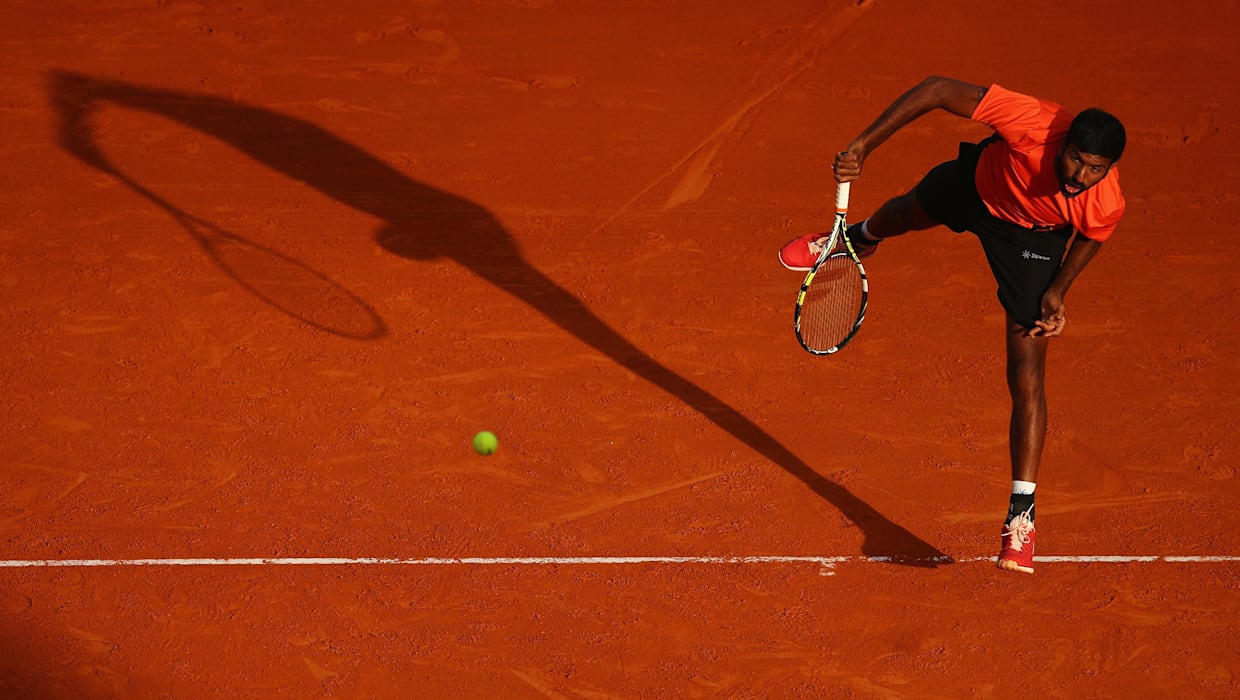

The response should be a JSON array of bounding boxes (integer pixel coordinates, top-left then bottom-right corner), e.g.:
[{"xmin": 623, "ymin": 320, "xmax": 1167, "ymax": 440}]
[
  {"xmin": 847, "ymin": 190, "xmax": 938, "ymax": 253},
  {"xmin": 778, "ymin": 189, "xmax": 937, "ymax": 271}
]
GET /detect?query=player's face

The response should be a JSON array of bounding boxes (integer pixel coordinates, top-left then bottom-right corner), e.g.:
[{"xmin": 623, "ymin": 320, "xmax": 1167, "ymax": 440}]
[{"xmin": 1056, "ymin": 144, "xmax": 1115, "ymax": 198}]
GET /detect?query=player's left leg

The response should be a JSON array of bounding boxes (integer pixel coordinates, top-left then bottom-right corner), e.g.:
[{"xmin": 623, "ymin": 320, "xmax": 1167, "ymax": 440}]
[
  {"xmin": 1005, "ymin": 317, "xmax": 1049, "ymax": 482},
  {"xmin": 997, "ymin": 315, "xmax": 1049, "ymax": 574}
]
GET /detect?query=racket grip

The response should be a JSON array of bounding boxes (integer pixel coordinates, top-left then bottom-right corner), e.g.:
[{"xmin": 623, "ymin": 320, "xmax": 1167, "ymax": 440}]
[{"xmin": 835, "ymin": 181, "xmax": 851, "ymax": 215}]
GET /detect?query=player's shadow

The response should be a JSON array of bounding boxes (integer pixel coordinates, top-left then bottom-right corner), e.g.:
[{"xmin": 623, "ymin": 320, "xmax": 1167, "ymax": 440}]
[
  {"xmin": 49, "ymin": 70, "xmax": 948, "ymax": 567},
  {"xmin": 0, "ymin": 629, "xmax": 63, "ymax": 699}
]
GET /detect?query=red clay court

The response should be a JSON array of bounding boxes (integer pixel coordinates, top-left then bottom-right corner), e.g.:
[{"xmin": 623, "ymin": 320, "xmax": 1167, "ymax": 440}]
[{"xmin": 2, "ymin": 1, "xmax": 1238, "ymax": 696}]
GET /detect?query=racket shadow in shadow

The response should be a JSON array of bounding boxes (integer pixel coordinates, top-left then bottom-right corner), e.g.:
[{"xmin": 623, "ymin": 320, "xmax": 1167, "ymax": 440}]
[
  {"xmin": 49, "ymin": 70, "xmax": 948, "ymax": 567},
  {"xmin": 147, "ymin": 183, "xmax": 383, "ymax": 340},
  {"xmin": 50, "ymin": 74, "xmax": 384, "ymax": 340}
]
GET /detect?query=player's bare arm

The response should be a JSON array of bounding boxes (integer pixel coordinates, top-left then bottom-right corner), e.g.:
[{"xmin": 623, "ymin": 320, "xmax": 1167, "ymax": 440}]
[
  {"xmin": 1028, "ymin": 235, "xmax": 1104, "ymax": 337},
  {"xmin": 833, "ymin": 76, "xmax": 989, "ymax": 183}
]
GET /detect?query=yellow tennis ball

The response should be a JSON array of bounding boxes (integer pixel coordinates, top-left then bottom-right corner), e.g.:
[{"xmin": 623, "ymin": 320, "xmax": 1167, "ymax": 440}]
[{"xmin": 472, "ymin": 430, "xmax": 498, "ymax": 455}]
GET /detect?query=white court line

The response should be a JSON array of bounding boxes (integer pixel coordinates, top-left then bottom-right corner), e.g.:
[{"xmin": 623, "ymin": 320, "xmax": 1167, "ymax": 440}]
[{"xmin": 1, "ymin": 555, "xmax": 1238, "ymax": 568}]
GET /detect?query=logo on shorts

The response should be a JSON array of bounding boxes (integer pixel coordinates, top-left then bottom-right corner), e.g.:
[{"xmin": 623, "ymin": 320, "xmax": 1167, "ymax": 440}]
[{"xmin": 1022, "ymin": 250, "xmax": 1052, "ymax": 261}]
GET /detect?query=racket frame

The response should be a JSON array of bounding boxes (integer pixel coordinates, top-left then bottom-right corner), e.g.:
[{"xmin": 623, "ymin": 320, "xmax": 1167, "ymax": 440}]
[{"xmin": 793, "ymin": 182, "xmax": 869, "ymax": 355}]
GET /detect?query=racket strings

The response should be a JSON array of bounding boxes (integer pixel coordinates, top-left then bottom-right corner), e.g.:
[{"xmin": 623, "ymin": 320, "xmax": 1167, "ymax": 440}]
[{"xmin": 799, "ymin": 256, "xmax": 864, "ymax": 351}]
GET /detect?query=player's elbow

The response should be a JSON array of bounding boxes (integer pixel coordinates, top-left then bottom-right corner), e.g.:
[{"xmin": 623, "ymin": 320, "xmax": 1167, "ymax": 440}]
[
  {"xmin": 919, "ymin": 76, "xmax": 985, "ymax": 118},
  {"xmin": 918, "ymin": 76, "xmax": 955, "ymax": 93}
]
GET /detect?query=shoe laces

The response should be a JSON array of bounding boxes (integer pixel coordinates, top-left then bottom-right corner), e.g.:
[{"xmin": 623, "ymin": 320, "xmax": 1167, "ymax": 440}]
[
  {"xmin": 1002, "ymin": 507, "xmax": 1035, "ymax": 552},
  {"xmin": 808, "ymin": 235, "xmax": 832, "ymax": 256}
]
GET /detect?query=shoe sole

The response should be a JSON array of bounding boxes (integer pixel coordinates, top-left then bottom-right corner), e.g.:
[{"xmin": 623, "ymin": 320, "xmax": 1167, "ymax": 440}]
[
  {"xmin": 997, "ymin": 558, "xmax": 1034, "ymax": 574},
  {"xmin": 778, "ymin": 247, "xmax": 877, "ymax": 271},
  {"xmin": 777, "ymin": 252, "xmax": 811, "ymax": 272}
]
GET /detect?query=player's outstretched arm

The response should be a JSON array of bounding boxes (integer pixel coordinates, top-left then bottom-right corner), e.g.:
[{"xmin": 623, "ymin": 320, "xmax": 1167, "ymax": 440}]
[{"xmin": 834, "ymin": 76, "xmax": 988, "ymax": 183}]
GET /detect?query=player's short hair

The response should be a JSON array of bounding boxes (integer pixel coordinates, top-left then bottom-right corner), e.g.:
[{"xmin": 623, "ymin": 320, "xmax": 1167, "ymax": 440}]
[{"xmin": 1067, "ymin": 108, "xmax": 1126, "ymax": 162}]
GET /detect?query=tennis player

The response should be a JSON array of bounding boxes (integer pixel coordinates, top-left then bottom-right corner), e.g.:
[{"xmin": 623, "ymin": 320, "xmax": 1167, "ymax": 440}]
[{"xmin": 780, "ymin": 76, "xmax": 1126, "ymax": 574}]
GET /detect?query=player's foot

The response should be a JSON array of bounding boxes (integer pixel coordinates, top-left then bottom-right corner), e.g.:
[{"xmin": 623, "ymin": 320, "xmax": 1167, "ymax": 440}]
[
  {"xmin": 996, "ymin": 508, "xmax": 1035, "ymax": 574},
  {"xmin": 778, "ymin": 232, "xmax": 834, "ymax": 271},
  {"xmin": 844, "ymin": 224, "xmax": 881, "ymax": 259},
  {"xmin": 778, "ymin": 228, "xmax": 881, "ymax": 271}
]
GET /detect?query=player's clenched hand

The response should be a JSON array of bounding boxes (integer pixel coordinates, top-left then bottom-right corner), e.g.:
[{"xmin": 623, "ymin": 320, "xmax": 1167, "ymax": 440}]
[
  {"xmin": 1027, "ymin": 291, "xmax": 1066, "ymax": 337},
  {"xmin": 832, "ymin": 142, "xmax": 867, "ymax": 183}
]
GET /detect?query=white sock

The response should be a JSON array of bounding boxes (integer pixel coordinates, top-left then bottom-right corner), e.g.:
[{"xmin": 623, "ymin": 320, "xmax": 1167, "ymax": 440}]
[
  {"xmin": 859, "ymin": 220, "xmax": 880, "ymax": 243},
  {"xmin": 1012, "ymin": 480, "xmax": 1037, "ymax": 496}
]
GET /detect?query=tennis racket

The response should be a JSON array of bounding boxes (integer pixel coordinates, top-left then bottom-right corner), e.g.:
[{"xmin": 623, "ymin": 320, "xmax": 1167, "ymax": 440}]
[{"xmin": 793, "ymin": 181, "xmax": 868, "ymax": 354}]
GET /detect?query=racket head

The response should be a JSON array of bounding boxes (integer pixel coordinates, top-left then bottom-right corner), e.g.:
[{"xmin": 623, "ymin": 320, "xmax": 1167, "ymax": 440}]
[{"xmin": 794, "ymin": 249, "xmax": 868, "ymax": 355}]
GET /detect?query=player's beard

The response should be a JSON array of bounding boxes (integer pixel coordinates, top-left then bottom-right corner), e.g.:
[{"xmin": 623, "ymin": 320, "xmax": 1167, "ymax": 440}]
[
  {"xmin": 1060, "ymin": 180, "xmax": 1086, "ymax": 198},
  {"xmin": 1054, "ymin": 152, "xmax": 1085, "ymax": 198}
]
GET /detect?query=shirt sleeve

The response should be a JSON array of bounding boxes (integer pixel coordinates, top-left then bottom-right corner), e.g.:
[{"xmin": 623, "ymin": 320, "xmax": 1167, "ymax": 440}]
[
  {"xmin": 1079, "ymin": 194, "xmax": 1125, "ymax": 242},
  {"xmin": 970, "ymin": 84, "xmax": 1045, "ymax": 144}
]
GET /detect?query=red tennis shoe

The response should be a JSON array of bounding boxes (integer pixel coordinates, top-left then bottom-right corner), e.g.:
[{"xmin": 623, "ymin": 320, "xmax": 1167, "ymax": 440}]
[
  {"xmin": 778, "ymin": 232, "xmax": 834, "ymax": 271},
  {"xmin": 778, "ymin": 228, "xmax": 879, "ymax": 271},
  {"xmin": 997, "ymin": 509, "xmax": 1036, "ymax": 574}
]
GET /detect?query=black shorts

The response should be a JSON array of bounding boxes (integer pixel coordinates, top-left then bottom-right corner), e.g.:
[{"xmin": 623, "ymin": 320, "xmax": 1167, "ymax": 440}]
[{"xmin": 913, "ymin": 138, "xmax": 1072, "ymax": 328}]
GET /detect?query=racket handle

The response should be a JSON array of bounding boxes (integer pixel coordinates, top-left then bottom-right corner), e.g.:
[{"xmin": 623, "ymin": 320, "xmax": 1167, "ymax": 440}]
[{"xmin": 835, "ymin": 181, "xmax": 851, "ymax": 216}]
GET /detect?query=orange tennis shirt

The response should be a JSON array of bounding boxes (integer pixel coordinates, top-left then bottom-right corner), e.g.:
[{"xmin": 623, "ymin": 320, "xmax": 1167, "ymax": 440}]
[{"xmin": 970, "ymin": 84, "xmax": 1124, "ymax": 242}]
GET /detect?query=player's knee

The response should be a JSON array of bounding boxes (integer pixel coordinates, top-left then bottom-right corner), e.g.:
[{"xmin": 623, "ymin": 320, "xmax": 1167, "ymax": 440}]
[
  {"xmin": 883, "ymin": 192, "xmax": 933, "ymax": 232},
  {"xmin": 1006, "ymin": 362, "xmax": 1045, "ymax": 400}
]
